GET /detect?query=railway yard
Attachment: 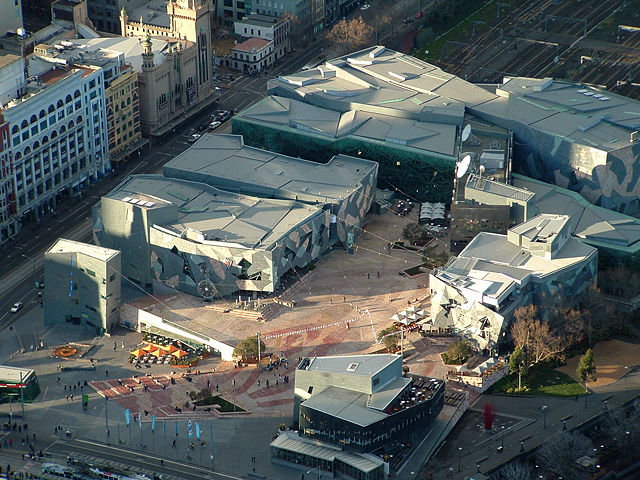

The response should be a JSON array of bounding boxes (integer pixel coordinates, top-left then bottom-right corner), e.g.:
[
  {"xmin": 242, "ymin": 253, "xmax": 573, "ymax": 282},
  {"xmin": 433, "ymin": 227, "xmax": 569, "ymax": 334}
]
[{"xmin": 427, "ymin": 0, "xmax": 640, "ymax": 99}]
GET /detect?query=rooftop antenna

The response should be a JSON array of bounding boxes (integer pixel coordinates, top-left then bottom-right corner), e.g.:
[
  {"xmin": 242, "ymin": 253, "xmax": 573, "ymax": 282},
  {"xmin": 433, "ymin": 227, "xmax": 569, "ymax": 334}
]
[
  {"xmin": 456, "ymin": 154, "xmax": 471, "ymax": 179},
  {"xmin": 461, "ymin": 124, "xmax": 472, "ymax": 142}
]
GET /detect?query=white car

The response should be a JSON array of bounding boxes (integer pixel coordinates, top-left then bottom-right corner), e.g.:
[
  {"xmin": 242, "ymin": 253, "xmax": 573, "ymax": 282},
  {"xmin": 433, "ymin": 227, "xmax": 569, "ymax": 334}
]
[
  {"xmin": 188, "ymin": 133, "xmax": 201, "ymax": 143},
  {"xmin": 10, "ymin": 302, "xmax": 23, "ymax": 313},
  {"xmin": 361, "ymin": 4, "xmax": 370, "ymax": 9},
  {"xmin": 209, "ymin": 121, "xmax": 221, "ymax": 130}
]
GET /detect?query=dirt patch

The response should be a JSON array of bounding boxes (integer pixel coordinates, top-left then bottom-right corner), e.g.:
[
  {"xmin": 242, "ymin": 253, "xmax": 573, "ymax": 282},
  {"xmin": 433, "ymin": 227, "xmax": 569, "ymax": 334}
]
[{"xmin": 556, "ymin": 339, "xmax": 640, "ymax": 388}]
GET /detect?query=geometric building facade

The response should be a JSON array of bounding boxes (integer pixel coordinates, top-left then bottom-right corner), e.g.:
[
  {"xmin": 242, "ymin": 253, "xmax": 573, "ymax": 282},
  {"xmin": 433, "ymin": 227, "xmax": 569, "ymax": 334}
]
[
  {"xmin": 234, "ymin": 45, "xmax": 640, "ymax": 216},
  {"xmin": 429, "ymin": 214, "xmax": 598, "ymax": 352},
  {"xmin": 44, "ymin": 238, "xmax": 121, "ymax": 333},
  {"xmin": 92, "ymin": 134, "xmax": 377, "ymax": 297},
  {"xmin": 271, "ymin": 354, "xmax": 444, "ymax": 480}
]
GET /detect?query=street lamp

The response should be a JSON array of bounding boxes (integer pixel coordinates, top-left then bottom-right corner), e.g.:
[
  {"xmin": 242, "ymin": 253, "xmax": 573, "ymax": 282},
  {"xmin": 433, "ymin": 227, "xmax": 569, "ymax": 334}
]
[
  {"xmin": 458, "ymin": 446, "xmax": 462, "ymax": 472},
  {"xmin": 22, "ymin": 254, "xmax": 37, "ymax": 295},
  {"xmin": 624, "ymin": 366, "xmax": 629, "ymax": 390}
]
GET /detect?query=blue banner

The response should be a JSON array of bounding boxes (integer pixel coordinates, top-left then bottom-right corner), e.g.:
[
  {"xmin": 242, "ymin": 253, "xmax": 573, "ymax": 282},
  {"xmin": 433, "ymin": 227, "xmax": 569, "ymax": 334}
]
[
  {"xmin": 163, "ymin": 419, "xmax": 166, "ymax": 435},
  {"xmin": 124, "ymin": 409, "xmax": 131, "ymax": 426},
  {"xmin": 139, "ymin": 412, "xmax": 142, "ymax": 432},
  {"xmin": 151, "ymin": 415, "xmax": 156, "ymax": 432},
  {"xmin": 175, "ymin": 420, "xmax": 179, "ymax": 437},
  {"xmin": 195, "ymin": 422, "xmax": 201, "ymax": 440},
  {"xmin": 188, "ymin": 420, "xmax": 193, "ymax": 439}
]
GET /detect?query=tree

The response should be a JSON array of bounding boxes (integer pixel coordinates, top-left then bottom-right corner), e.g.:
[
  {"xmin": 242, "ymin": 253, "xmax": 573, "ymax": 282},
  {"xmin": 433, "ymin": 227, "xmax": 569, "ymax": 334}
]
[
  {"xmin": 233, "ymin": 336, "xmax": 266, "ymax": 359},
  {"xmin": 483, "ymin": 402, "xmax": 496, "ymax": 431},
  {"xmin": 327, "ymin": 17, "xmax": 374, "ymax": 54},
  {"xmin": 577, "ymin": 348, "xmax": 596, "ymax": 384},
  {"xmin": 443, "ymin": 339, "xmax": 474, "ymax": 364},
  {"xmin": 402, "ymin": 222, "xmax": 430, "ymax": 244},
  {"xmin": 536, "ymin": 431, "xmax": 593, "ymax": 480},
  {"xmin": 370, "ymin": 14, "xmax": 391, "ymax": 43},
  {"xmin": 493, "ymin": 461, "xmax": 534, "ymax": 480},
  {"xmin": 509, "ymin": 346, "xmax": 527, "ymax": 390},
  {"xmin": 511, "ymin": 305, "xmax": 565, "ymax": 367},
  {"xmin": 282, "ymin": 12, "xmax": 304, "ymax": 42},
  {"xmin": 379, "ymin": 325, "xmax": 399, "ymax": 352}
]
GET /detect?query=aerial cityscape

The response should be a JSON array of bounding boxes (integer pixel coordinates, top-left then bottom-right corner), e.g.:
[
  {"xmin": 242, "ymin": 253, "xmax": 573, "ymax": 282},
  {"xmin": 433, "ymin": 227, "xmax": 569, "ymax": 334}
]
[{"xmin": 0, "ymin": 0, "xmax": 640, "ymax": 480}]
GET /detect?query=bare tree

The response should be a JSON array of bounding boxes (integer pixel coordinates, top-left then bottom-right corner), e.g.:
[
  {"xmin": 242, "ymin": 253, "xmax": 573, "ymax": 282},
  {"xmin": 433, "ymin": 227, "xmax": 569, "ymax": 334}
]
[
  {"xmin": 370, "ymin": 14, "xmax": 391, "ymax": 43},
  {"xmin": 327, "ymin": 16, "xmax": 374, "ymax": 54},
  {"xmin": 511, "ymin": 305, "xmax": 565, "ymax": 367},
  {"xmin": 536, "ymin": 431, "xmax": 593, "ymax": 480},
  {"xmin": 282, "ymin": 12, "xmax": 304, "ymax": 40},
  {"xmin": 492, "ymin": 461, "xmax": 535, "ymax": 480}
]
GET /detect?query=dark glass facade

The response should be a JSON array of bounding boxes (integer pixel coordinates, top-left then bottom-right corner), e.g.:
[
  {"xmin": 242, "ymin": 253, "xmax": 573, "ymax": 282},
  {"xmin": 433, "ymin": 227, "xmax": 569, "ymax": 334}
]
[
  {"xmin": 0, "ymin": 371, "xmax": 41, "ymax": 403},
  {"xmin": 298, "ymin": 381, "xmax": 445, "ymax": 453},
  {"xmin": 232, "ymin": 118, "xmax": 456, "ymax": 204}
]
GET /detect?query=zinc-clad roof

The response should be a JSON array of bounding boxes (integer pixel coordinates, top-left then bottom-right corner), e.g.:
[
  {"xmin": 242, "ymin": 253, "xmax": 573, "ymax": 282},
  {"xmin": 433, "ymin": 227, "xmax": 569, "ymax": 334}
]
[
  {"xmin": 271, "ymin": 431, "xmax": 384, "ymax": 473},
  {"xmin": 466, "ymin": 174, "xmax": 535, "ymax": 202},
  {"xmin": 47, "ymin": 238, "xmax": 120, "ymax": 262},
  {"xmin": 105, "ymin": 174, "xmax": 322, "ymax": 250},
  {"xmin": 163, "ymin": 134, "xmax": 377, "ymax": 203},
  {"xmin": 304, "ymin": 354, "xmax": 400, "ymax": 378},
  {"xmin": 301, "ymin": 386, "xmax": 389, "ymax": 427}
]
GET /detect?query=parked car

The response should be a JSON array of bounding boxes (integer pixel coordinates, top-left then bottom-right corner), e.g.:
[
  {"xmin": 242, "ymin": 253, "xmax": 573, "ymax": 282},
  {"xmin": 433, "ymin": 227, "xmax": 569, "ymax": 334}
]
[
  {"xmin": 360, "ymin": 4, "xmax": 370, "ymax": 9},
  {"xmin": 10, "ymin": 302, "xmax": 23, "ymax": 313},
  {"xmin": 415, "ymin": 10, "xmax": 423, "ymax": 18},
  {"xmin": 197, "ymin": 123, "xmax": 208, "ymax": 133},
  {"xmin": 209, "ymin": 121, "xmax": 221, "ymax": 130},
  {"xmin": 188, "ymin": 133, "xmax": 201, "ymax": 143},
  {"xmin": 403, "ymin": 17, "xmax": 414, "ymax": 24}
]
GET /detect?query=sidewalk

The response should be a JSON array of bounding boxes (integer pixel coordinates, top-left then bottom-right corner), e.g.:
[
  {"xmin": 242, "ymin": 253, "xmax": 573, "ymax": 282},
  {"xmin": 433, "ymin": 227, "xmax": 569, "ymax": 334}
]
[{"xmin": 422, "ymin": 386, "xmax": 640, "ymax": 479}]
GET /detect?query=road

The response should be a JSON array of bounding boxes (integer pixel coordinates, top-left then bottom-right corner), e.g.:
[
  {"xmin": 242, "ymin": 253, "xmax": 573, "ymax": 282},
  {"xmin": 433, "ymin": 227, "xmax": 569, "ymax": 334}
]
[{"xmin": 0, "ymin": 38, "xmax": 328, "ymax": 320}]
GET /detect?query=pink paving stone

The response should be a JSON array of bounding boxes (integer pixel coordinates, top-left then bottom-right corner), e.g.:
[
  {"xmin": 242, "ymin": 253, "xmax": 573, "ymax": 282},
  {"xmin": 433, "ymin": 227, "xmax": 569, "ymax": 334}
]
[
  {"xmin": 257, "ymin": 398, "xmax": 294, "ymax": 407},
  {"xmin": 235, "ymin": 370, "xmax": 261, "ymax": 395}
]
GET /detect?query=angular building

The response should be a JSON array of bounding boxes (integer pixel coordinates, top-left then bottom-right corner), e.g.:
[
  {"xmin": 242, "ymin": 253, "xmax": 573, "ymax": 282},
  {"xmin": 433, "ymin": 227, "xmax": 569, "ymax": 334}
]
[
  {"xmin": 93, "ymin": 134, "xmax": 377, "ymax": 297},
  {"xmin": 44, "ymin": 238, "xmax": 121, "ymax": 333},
  {"xmin": 234, "ymin": 46, "xmax": 512, "ymax": 204},
  {"xmin": 271, "ymin": 354, "xmax": 444, "ymax": 479},
  {"xmin": 429, "ymin": 214, "xmax": 598, "ymax": 351},
  {"xmin": 235, "ymin": 45, "xmax": 640, "ymax": 216}
]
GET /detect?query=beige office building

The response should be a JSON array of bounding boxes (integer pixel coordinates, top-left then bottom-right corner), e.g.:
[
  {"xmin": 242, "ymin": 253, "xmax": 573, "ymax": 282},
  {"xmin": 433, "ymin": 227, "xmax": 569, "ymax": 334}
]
[
  {"xmin": 106, "ymin": 65, "xmax": 142, "ymax": 164},
  {"xmin": 44, "ymin": 238, "xmax": 121, "ymax": 334}
]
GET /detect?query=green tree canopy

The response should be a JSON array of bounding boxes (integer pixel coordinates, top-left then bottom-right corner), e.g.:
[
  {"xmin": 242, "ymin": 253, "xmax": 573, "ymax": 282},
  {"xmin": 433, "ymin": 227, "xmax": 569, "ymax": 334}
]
[
  {"xmin": 445, "ymin": 339, "xmax": 474, "ymax": 364},
  {"xmin": 577, "ymin": 348, "xmax": 596, "ymax": 383},
  {"xmin": 379, "ymin": 326, "xmax": 399, "ymax": 351},
  {"xmin": 233, "ymin": 336, "xmax": 266, "ymax": 359},
  {"xmin": 509, "ymin": 346, "xmax": 528, "ymax": 390}
]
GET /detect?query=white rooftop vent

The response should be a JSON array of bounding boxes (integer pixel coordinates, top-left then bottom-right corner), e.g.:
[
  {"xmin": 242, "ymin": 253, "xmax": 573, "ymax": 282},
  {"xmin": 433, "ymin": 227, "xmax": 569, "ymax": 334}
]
[
  {"xmin": 369, "ymin": 46, "xmax": 386, "ymax": 58},
  {"xmin": 122, "ymin": 196, "xmax": 132, "ymax": 202},
  {"xmin": 346, "ymin": 363, "xmax": 359, "ymax": 372},
  {"xmin": 598, "ymin": 96, "xmax": 610, "ymax": 101}
]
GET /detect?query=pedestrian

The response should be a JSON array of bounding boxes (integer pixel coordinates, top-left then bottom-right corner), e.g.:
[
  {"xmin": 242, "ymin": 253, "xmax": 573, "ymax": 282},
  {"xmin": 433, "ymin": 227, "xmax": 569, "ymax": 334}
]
[
  {"xmin": 377, "ymin": 271, "xmax": 380, "ymax": 278},
  {"xmin": 64, "ymin": 385, "xmax": 67, "ymax": 391},
  {"xmin": 343, "ymin": 296, "xmax": 346, "ymax": 302},
  {"xmin": 257, "ymin": 379, "xmax": 260, "ymax": 386},
  {"xmin": 65, "ymin": 395, "xmax": 68, "ymax": 401},
  {"xmin": 367, "ymin": 272, "xmax": 370, "ymax": 279},
  {"xmin": 105, "ymin": 370, "xmax": 109, "ymax": 377},
  {"xmin": 215, "ymin": 384, "xmax": 219, "ymax": 392},
  {"xmin": 172, "ymin": 439, "xmax": 176, "ymax": 447},
  {"xmin": 70, "ymin": 394, "xmax": 73, "ymax": 401},
  {"xmin": 56, "ymin": 377, "xmax": 60, "ymax": 383},
  {"xmin": 266, "ymin": 379, "xmax": 269, "ymax": 388},
  {"xmin": 276, "ymin": 379, "xmax": 278, "ymax": 386}
]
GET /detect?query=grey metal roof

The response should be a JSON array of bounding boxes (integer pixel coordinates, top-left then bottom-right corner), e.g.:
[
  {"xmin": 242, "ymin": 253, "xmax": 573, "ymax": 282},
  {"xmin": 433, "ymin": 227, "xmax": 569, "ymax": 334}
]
[
  {"xmin": 368, "ymin": 376, "xmax": 411, "ymax": 411},
  {"xmin": 105, "ymin": 174, "xmax": 322, "ymax": 250},
  {"xmin": 512, "ymin": 174, "xmax": 640, "ymax": 252},
  {"xmin": 301, "ymin": 386, "xmax": 389, "ymax": 427},
  {"xmin": 509, "ymin": 214, "xmax": 569, "ymax": 241},
  {"xmin": 163, "ymin": 134, "xmax": 377, "ymax": 204},
  {"xmin": 466, "ymin": 174, "xmax": 535, "ymax": 202},
  {"xmin": 128, "ymin": 0, "xmax": 171, "ymax": 28},
  {"xmin": 303, "ymin": 354, "xmax": 400, "ymax": 378},
  {"xmin": 46, "ymin": 238, "xmax": 120, "ymax": 262},
  {"xmin": 270, "ymin": 431, "xmax": 384, "ymax": 473}
]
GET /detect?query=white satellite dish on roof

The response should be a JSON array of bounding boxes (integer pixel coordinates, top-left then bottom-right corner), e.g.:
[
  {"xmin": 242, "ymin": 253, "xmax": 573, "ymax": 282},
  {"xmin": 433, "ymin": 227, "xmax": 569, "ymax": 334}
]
[
  {"xmin": 456, "ymin": 154, "xmax": 471, "ymax": 178},
  {"xmin": 461, "ymin": 124, "xmax": 472, "ymax": 142}
]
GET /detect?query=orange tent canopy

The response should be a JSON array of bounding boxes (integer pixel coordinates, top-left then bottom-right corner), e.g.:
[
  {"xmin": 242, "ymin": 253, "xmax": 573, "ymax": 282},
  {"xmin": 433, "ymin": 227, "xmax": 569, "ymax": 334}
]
[
  {"xmin": 131, "ymin": 349, "xmax": 145, "ymax": 358},
  {"xmin": 171, "ymin": 349, "xmax": 188, "ymax": 358}
]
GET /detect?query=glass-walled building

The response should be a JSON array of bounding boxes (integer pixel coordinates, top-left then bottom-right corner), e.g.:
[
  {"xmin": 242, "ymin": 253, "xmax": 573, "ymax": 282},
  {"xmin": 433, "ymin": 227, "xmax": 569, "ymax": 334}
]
[{"xmin": 271, "ymin": 354, "xmax": 444, "ymax": 479}]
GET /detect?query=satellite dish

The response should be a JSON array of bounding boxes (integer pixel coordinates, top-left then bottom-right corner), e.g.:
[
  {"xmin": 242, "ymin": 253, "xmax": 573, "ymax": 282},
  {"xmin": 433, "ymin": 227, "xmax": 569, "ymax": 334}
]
[
  {"xmin": 461, "ymin": 124, "xmax": 472, "ymax": 142},
  {"xmin": 197, "ymin": 279, "xmax": 216, "ymax": 300},
  {"xmin": 456, "ymin": 154, "xmax": 471, "ymax": 178},
  {"xmin": 479, "ymin": 164, "xmax": 485, "ymax": 177}
]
